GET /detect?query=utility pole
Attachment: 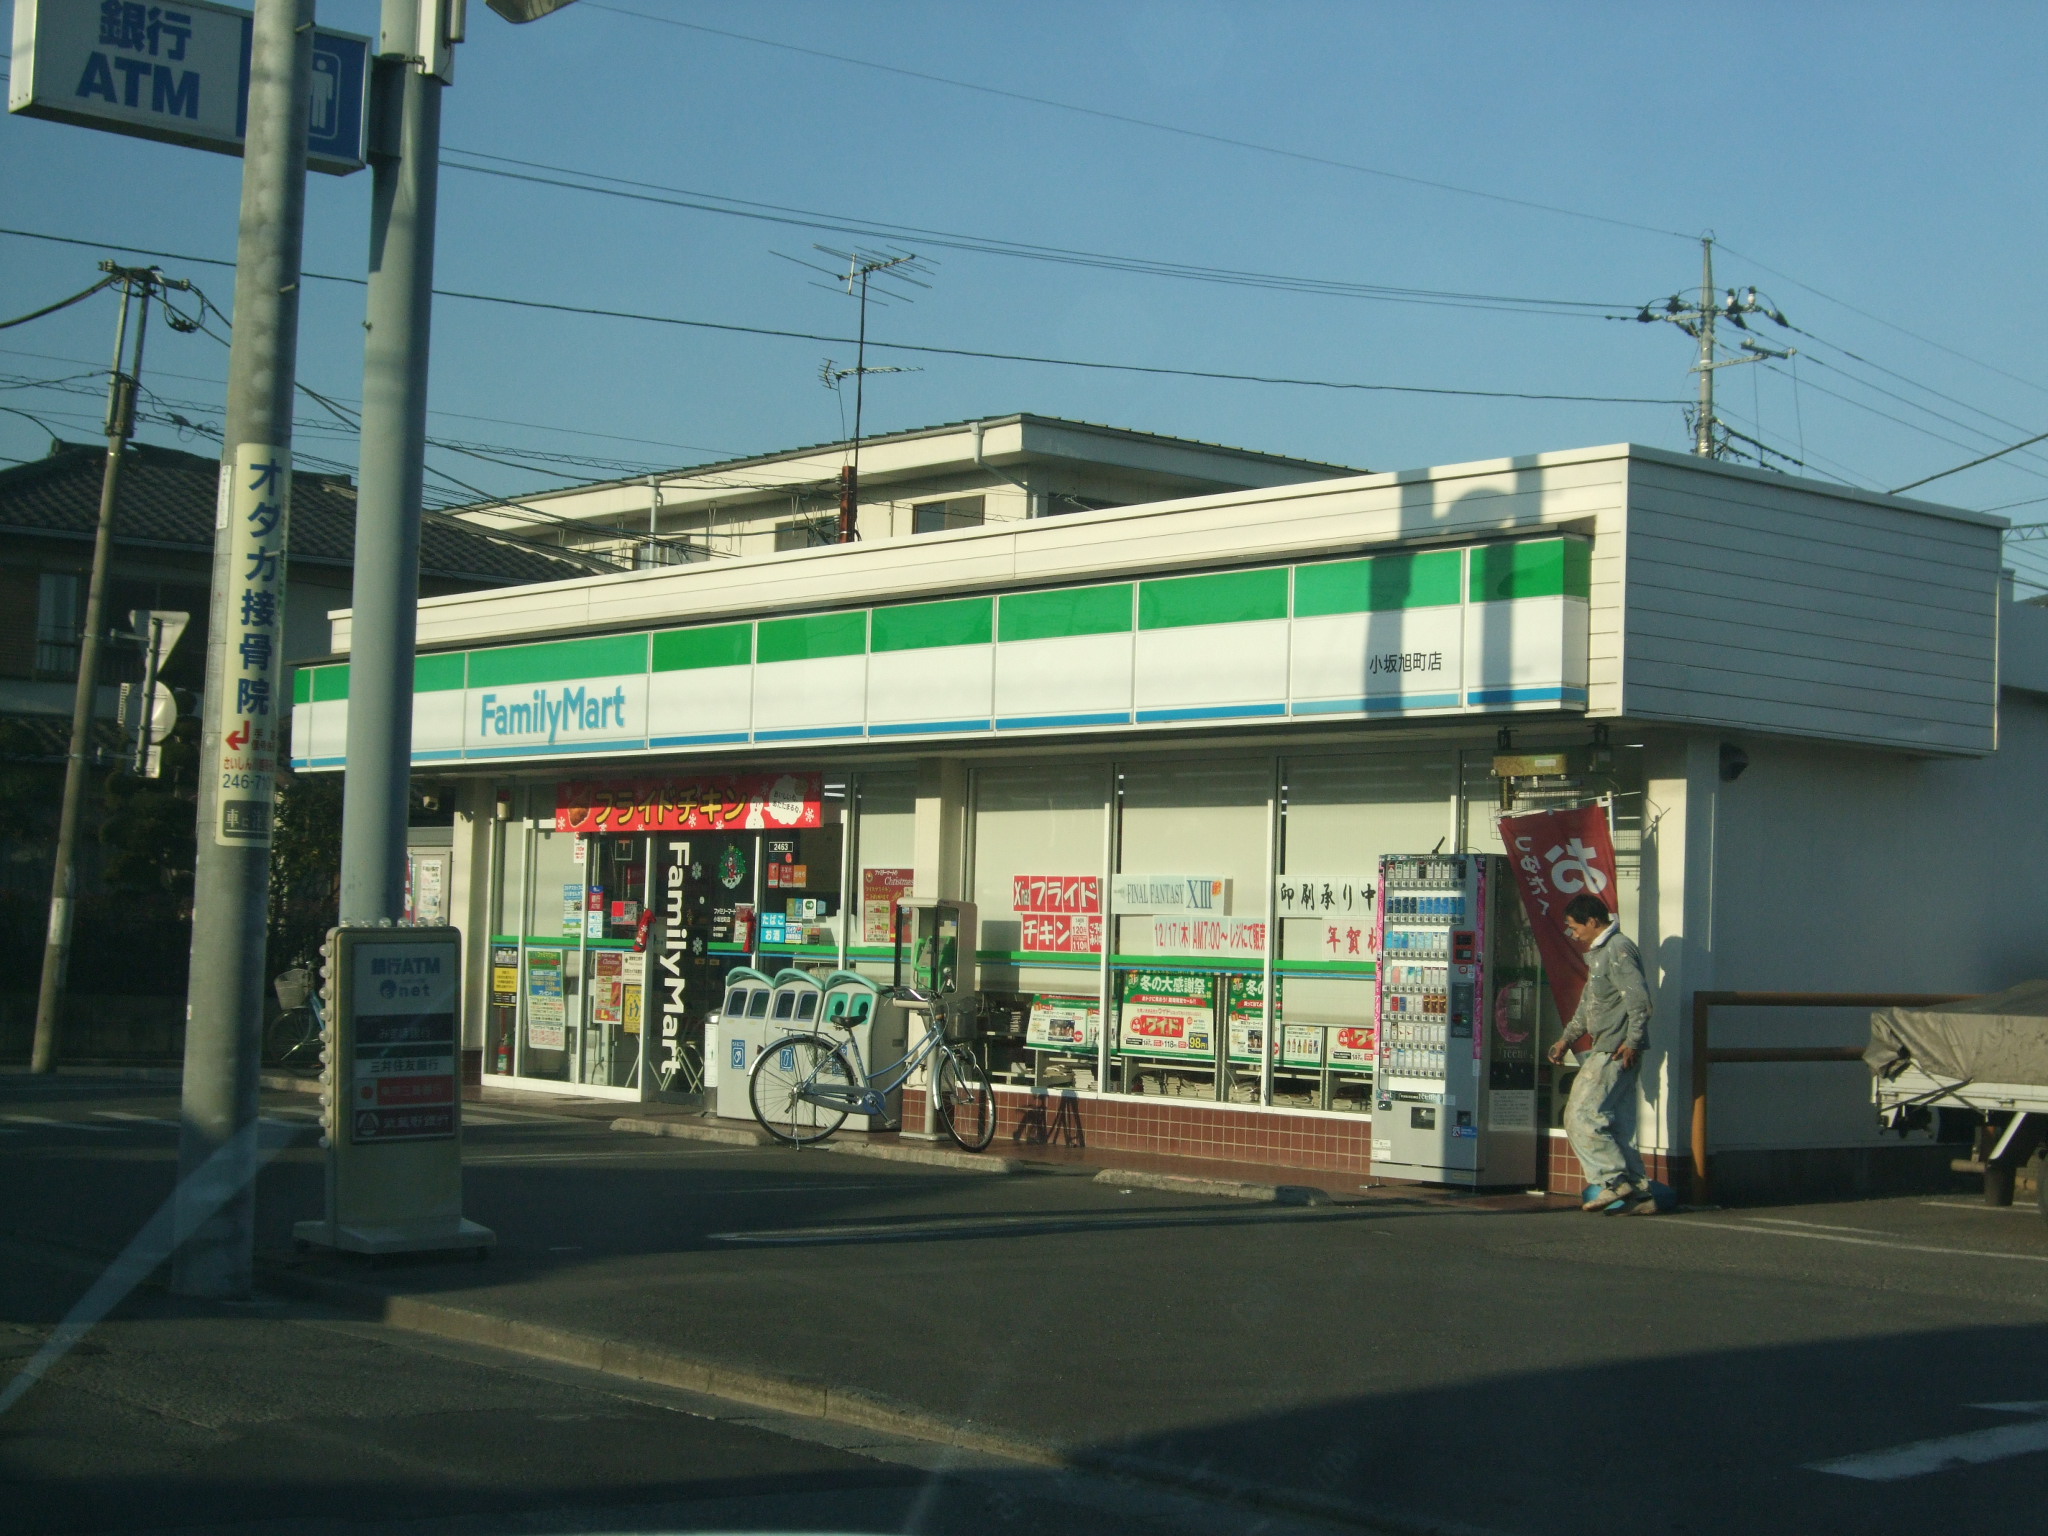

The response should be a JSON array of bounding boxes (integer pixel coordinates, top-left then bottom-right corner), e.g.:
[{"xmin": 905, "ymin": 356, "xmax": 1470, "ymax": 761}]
[
  {"xmin": 1695, "ymin": 238, "xmax": 1716, "ymax": 457},
  {"xmin": 338, "ymin": 0, "xmax": 454, "ymax": 928},
  {"xmin": 30, "ymin": 262, "xmax": 188, "ymax": 1074},
  {"xmin": 172, "ymin": 0, "xmax": 312, "ymax": 1300},
  {"xmin": 337, "ymin": 0, "xmax": 581, "ymax": 915},
  {"xmin": 1636, "ymin": 235, "xmax": 1795, "ymax": 461}
]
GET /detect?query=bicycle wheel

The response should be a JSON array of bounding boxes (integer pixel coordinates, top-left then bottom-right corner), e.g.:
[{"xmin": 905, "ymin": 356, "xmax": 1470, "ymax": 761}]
[
  {"xmin": 262, "ymin": 1007, "xmax": 317, "ymax": 1068},
  {"xmin": 750, "ymin": 1032, "xmax": 856, "ymax": 1146},
  {"xmin": 934, "ymin": 1043, "xmax": 997, "ymax": 1152}
]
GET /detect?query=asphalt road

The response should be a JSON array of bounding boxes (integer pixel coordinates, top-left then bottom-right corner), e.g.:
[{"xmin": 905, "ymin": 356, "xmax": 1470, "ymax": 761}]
[{"xmin": 5, "ymin": 1071, "xmax": 2048, "ymax": 1536}]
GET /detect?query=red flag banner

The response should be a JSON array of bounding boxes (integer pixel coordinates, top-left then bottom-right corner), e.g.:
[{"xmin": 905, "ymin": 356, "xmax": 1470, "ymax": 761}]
[
  {"xmin": 556, "ymin": 772, "xmax": 823, "ymax": 834},
  {"xmin": 1497, "ymin": 802, "xmax": 1620, "ymax": 1026}
]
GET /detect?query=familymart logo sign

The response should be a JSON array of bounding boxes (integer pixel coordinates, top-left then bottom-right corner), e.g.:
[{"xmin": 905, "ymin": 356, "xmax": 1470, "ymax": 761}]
[{"xmin": 477, "ymin": 684, "xmax": 638, "ymax": 746}]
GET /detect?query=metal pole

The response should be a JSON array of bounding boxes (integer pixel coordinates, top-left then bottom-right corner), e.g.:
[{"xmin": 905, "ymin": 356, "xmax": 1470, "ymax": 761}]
[
  {"xmin": 29, "ymin": 272, "xmax": 147, "ymax": 1073},
  {"xmin": 1694, "ymin": 236, "xmax": 1716, "ymax": 457},
  {"xmin": 172, "ymin": 0, "xmax": 312, "ymax": 1299},
  {"xmin": 339, "ymin": 0, "xmax": 443, "ymax": 926}
]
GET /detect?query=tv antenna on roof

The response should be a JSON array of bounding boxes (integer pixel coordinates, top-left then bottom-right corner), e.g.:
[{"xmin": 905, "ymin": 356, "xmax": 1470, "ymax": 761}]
[{"xmin": 774, "ymin": 245, "xmax": 934, "ymax": 542}]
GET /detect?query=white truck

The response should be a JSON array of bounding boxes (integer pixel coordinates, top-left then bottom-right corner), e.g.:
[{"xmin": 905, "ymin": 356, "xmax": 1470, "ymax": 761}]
[{"xmin": 1869, "ymin": 983, "xmax": 2048, "ymax": 1217}]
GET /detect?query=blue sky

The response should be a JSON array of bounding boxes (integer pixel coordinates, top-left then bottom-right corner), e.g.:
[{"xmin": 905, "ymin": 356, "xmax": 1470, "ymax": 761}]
[{"xmin": 8, "ymin": 1, "xmax": 2048, "ymax": 586}]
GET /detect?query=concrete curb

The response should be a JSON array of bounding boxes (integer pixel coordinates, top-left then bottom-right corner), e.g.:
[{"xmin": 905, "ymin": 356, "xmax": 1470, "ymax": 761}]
[
  {"xmin": 257, "ymin": 1263, "xmax": 1059, "ymax": 1466},
  {"xmin": 815, "ymin": 1139, "xmax": 1025, "ymax": 1174},
  {"xmin": 255, "ymin": 1261, "xmax": 1462, "ymax": 1534},
  {"xmin": 609, "ymin": 1116, "xmax": 767, "ymax": 1147},
  {"xmin": 260, "ymin": 1072, "xmax": 322, "ymax": 1096},
  {"xmin": 607, "ymin": 1115, "xmax": 1025, "ymax": 1173},
  {"xmin": 1093, "ymin": 1167, "xmax": 1331, "ymax": 1205}
]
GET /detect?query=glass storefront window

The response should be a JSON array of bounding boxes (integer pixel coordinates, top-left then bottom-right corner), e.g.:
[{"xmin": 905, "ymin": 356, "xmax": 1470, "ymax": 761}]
[
  {"xmin": 1279, "ymin": 750, "xmax": 1457, "ymax": 1113},
  {"xmin": 970, "ymin": 762, "xmax": 1109, "ymax": 1087},
  {"xmin": 1113, "ymin": 757, "xmax": 1273, "ymax": 1102},
  {"xmin": 850, "ymin": 769, "xmax": 916, "ymax": 984},
  {"xmin": 520, "ymin": 821, "xmax": 582, "ymax": 1082}
]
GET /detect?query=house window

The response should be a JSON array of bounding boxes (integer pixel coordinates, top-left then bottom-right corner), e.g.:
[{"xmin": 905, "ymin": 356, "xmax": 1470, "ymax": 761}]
[
  {"xmin": 912, "ymin": 496, "xmax": 985, "ymax": 535},
  {"xmin": 35, "ymin": 572, "xmax": 81, "ymax": 677},
  {"xmin": 774, "ymin": 519, "xmax": 833, "ymax": 551}
]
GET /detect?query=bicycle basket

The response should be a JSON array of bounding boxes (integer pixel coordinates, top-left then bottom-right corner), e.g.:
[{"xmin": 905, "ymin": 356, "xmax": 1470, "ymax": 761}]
[{"xmin": 272, "ymin": 967, "xmax": 313, "ymax": 1011}]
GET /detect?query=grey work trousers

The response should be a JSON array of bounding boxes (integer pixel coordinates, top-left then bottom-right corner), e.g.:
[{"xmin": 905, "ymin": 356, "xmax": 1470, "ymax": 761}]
[{"xmin": 1563, "ymin": 1048, "xmax": 1647, "ymax": 1194}]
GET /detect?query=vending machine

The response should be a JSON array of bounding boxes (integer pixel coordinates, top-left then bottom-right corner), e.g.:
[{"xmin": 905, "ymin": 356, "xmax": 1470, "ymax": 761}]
[{"xmin": 1373, "ymin": 854, "xmax": 1540, "ymax": 1187}]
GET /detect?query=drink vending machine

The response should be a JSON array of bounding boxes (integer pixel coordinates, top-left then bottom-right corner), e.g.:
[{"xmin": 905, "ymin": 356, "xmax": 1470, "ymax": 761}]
[{"xmin": 1373, "ymin": 854, "xmax": 1540, "ymax": 1187}]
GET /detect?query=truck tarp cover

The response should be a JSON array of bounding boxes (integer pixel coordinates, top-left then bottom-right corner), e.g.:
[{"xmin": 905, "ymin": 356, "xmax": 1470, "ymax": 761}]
[{"xmin": 1866, "ymin": 982, "xmax": 2048, "ymax": 1084}]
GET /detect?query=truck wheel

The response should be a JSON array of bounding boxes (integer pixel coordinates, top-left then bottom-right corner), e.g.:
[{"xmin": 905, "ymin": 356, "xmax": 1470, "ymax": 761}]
[{"xmin": 1985, "ymin": 1163, "xmax": 2016, "ymax": 1207}]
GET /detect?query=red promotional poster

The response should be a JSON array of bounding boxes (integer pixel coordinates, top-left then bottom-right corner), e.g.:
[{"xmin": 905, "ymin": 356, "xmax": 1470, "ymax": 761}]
[
  {"xmin": 1497, "ymin": 802, "xmax": 1620, "ymax": 1028},
  {"xmin": 1013, "ymin": 875, "xmax": 1103, "ymax": 954},
  {"xmin": 1011, "ymin": 875, "xmax": 1100, "ymax": 915},
  {"xmin": 556, "ymin": 772, "xmax": 823, "ymax": 834}
]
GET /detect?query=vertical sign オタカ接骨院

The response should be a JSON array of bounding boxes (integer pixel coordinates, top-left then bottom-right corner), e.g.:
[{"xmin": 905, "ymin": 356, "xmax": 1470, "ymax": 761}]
[{"xmin": 214, "ymin": 443, "xmax": 288, "ymax": 847}]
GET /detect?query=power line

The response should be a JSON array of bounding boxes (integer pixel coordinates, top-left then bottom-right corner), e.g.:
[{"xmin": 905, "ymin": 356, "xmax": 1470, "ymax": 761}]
[
  {"xmin": 0, "ymin": 342, "xmax": 740, "ymax": 460},
  {"xmin": 1891, "ymin": 427, "xmax": 2048, "ymax": 495},
  {"xmin": 0, "ymin": 274, "xmax": 118, "ymax": 330},
  {"xmin": 1759, "ymin": 362, "xmax": 2048, "ymax": 484},
  {"xmin": 0, "ymin": 225, "xmax": 1684, "ymax": 406},
  {"xmin": 580, "ymin": 4, "xmax": 1695, "ymax": 243},
  {"xmin": 1715, "ymin": 239, "xmax": 2048, "ymax": 402},
  {"xmin": 440, "ymin": 148, "xmax": 1642, "ymax": 319}
]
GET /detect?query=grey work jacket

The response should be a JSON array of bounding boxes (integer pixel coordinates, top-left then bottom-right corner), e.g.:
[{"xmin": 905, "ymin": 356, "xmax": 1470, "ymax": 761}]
[{"xmin": 1569, "ymin": 928, "xmax": 1652, "ymax": 1055}]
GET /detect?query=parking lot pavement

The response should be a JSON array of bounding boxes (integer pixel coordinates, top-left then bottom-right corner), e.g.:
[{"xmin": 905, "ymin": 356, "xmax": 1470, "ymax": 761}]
[
  {"xmin": 7, "ymin": 1237, "xmax": 1365, "ymax": 1536},
  {"xmin": 7, "ymin": 1072, "xmax": 2048, "ymax": 1536}
]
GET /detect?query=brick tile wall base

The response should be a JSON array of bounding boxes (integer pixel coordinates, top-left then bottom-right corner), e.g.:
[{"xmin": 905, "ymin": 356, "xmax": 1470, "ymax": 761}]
[{"xmin": 904, "ymin": 1084, "xmax": 1692, "ymax": 1194}]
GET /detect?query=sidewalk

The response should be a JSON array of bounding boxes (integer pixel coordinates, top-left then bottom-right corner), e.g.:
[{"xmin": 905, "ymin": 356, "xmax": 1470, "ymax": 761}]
[{"xmin": 580, "ymin": 1092, "xmax": 1559, "ymax": 1213}]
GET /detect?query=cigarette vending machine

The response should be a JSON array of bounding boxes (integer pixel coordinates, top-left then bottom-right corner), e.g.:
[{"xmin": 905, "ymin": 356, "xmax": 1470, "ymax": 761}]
[{"xmin": 1373, "ymin": 854, "xmax": 1539, "ymax": 1187}]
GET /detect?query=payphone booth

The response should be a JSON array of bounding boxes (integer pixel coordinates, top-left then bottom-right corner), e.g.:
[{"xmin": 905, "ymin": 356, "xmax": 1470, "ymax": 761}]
[
  {"xmin": 893, "ymin": 897, "xmax": 980, "ymax": 1137},
  {"xmin": 712, "ymin": 966, "xmax": 774, "ymax": 1119},
  {"xmin": 893, "ymin": 898, "xmax": 979, "ymax": 1034}
]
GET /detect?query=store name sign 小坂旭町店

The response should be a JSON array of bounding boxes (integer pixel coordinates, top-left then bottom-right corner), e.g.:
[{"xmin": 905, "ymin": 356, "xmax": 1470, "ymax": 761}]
[{"xmin": 289, "ymin": 536, "xmax": 1591, "ymax": 770}]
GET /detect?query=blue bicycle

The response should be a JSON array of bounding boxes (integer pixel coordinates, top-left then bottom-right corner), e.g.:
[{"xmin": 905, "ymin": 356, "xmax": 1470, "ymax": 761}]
[{"xmin": 748, "ymin": 986, "xmax": 996, "ymax": 1151}]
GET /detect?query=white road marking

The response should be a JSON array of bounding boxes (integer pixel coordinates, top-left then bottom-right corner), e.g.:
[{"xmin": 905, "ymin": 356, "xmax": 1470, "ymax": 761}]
[
  {"xmin": 1807, "ymin": 1403, "xmax": 2048, "ymax": 1480},
  {"xmin": 0, "ymin": 1114, "xmax": 119, "ymax": 1133},
  {"xmin": 1667, "ymin": 1217, "xmax": 2048, "ymax": 1265},
  {"xmin": 1746, "ymin": 1216, "xmax": 1897, "ymax": 1237},
  {"xmin": 92, "ymin": 1110, "xmax": 173, "ymax": 1125}
]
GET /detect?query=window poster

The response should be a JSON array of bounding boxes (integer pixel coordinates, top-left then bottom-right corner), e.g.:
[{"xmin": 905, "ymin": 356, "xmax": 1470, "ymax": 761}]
[
  {"xmin": 862, "ymin": 867, "xmax": 915, "ymax": 944},
  {"xmin": 591, "ymin": 949, "xmax": 625, "ymax": 1026},
  {"xmin": 1012, "ymin": 875, "xmax": 1103, "ymax": 954},
  {"xmin": 525, "ymin": 949, "xmax": 567, "ymax": 1050},
  {"xmin": 1026, "ymin": 995, "xmax": 1102, "ymax": 1052},
  {"xmin": 1116, "ymin": 971, "xmax": 1214, "ymax": 1059}
]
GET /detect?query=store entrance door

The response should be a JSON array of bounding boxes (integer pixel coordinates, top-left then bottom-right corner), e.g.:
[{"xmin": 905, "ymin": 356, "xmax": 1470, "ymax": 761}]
[{"xmin": 646, "ymin": 832, "xmax": 757, "ymax": 1101}]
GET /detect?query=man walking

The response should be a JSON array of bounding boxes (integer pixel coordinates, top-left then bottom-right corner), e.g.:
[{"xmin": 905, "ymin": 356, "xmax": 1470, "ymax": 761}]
[{"xmin": 1546, "ymin": 893, "xmax": 1655, "ymax": 1212}]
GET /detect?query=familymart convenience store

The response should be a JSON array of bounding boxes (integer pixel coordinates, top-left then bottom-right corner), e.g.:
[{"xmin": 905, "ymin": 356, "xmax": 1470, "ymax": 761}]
[{"xmin": 293, "ymin": 444, "xmax": 2036, "ymax": 1189}]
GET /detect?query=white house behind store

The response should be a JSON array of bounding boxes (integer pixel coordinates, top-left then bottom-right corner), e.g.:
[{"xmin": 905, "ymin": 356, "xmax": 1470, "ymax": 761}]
[
  {"xmin": 303, "ymin": 437, "xmax": 2048, "ymax": 1196},
  {"xmin": 446, "ymin": 414, "xmax": 1358, "ymax": 565}
]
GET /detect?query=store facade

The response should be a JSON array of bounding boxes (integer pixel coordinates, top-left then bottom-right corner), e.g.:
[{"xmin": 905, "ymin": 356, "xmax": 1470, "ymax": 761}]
[{"xmin": 295, "ymin": 443, "xmax": 2048, "ymax": 1192}]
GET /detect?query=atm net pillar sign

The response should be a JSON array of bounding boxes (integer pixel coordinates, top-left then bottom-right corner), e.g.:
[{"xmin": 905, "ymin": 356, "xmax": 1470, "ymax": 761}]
[
  {"xmin": 9, "ymin": 0, "xmax": 368, "ymax": 174},
  {"xmin": 295, "ymin": 926, "xmax": 494, "ymax": 1257}
]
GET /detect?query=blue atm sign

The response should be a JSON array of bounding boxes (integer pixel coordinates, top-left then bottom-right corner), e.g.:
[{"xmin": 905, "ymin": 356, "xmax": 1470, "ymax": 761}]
[{"xmin": 9, "ymin": 0, "xmax": 367, "ymax": 175}]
